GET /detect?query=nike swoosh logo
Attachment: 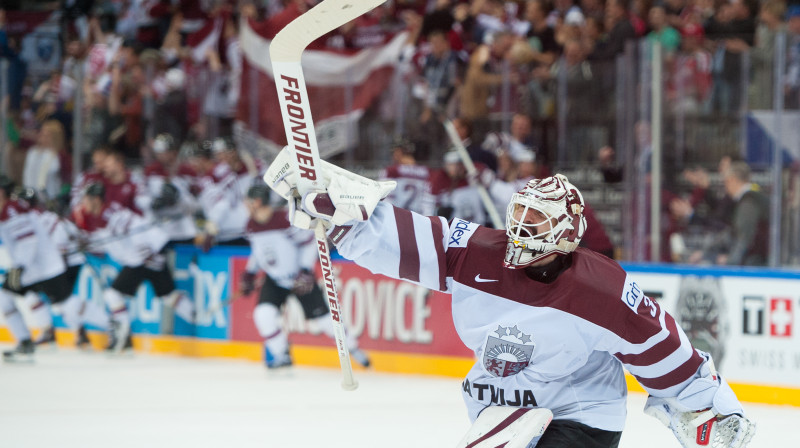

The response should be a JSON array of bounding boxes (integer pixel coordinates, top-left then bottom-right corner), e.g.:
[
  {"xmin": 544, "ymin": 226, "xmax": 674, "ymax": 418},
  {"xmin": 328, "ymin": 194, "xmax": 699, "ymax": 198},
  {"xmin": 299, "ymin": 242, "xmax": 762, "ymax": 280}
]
[{"xmin": 475, "ymin": 274, "xmax": 498, "ymax": 283}]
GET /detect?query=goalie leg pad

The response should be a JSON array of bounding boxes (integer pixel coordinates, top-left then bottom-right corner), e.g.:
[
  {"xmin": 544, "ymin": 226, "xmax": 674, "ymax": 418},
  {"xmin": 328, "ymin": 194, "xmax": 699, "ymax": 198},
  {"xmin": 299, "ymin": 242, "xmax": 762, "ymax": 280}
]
[{"xmin": 455, "ymin": 406, "xmax": 553, "ymax": 448}]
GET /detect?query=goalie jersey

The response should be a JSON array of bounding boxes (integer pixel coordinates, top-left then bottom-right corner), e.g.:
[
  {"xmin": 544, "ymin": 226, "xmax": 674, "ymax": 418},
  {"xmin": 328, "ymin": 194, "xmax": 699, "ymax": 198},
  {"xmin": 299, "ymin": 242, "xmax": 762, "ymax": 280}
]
[{"xmin": 333, "ymin": 202, "xmax": 716, "ymax": 432}]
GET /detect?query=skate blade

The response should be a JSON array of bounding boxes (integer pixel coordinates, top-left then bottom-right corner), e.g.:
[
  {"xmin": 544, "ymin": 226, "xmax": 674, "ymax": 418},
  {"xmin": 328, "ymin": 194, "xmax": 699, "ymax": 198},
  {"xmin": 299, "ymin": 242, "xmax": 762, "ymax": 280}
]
[
  {"xmin": 265, "ymin": 366, "xmax": 294, "ymax": 379},
  {"xmin": 34, "ymin": 343, "xmax": 58, "ymax": 353},
  {"xmin": 105, "ymin": 349, "xmax": 135, "ymax": 359},
  {"xmin": 2, "ymin": 354, "xmax": 35, "ymax": 364}
]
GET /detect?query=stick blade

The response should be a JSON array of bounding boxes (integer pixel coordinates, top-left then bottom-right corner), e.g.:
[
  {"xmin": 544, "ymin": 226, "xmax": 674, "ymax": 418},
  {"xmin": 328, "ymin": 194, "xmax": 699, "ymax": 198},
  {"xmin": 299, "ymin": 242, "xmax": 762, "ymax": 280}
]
[{"xmin": 270, "ymin": 0, "xmax": 389, "ymax": 62}]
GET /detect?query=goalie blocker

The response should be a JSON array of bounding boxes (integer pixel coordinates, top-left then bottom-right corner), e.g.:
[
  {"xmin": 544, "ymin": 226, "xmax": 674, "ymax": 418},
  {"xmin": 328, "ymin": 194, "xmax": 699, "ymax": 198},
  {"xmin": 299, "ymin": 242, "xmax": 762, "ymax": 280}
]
[{"xmin": 264, "ymin": 146, "xmax": 396, "ymax": 229}]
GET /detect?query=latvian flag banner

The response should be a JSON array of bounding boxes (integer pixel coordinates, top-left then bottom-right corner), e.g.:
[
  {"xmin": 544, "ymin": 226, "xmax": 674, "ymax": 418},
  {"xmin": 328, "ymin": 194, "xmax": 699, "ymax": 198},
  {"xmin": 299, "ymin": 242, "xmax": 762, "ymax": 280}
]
[{"xmin": 236, "ymin": 19, "xmax": 407, "ymax": 158}]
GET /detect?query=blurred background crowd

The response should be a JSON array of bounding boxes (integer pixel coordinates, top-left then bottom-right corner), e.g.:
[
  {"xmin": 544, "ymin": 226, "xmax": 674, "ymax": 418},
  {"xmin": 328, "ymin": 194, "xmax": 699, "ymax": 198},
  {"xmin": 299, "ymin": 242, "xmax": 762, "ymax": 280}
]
[{"xmin": 1, "ymin": 0, "xmax": 800, "ymax": 267}]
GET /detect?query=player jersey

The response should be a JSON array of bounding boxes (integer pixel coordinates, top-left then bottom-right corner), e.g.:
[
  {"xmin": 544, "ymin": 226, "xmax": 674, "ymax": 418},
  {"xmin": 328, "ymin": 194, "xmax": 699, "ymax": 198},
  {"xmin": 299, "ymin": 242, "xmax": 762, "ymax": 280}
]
[
  {"xmin": 245, "ymin": 209, "xmax": 317, "ymax": 290},
  {"xmin": 196, "ymin": 162, "xmax": 254, "ymax": 242},
  {"xmin": 332, "ymin": 202, "xmax": 711, "ymax": 431},
  {"xmin": 380, "ymin": 164, "xmax": 435, "ymax": 216},
  {"xmin": 430, "ymin": 170, "xmax": 486, "ymax": 225},
  {"xmin": 76, "ymin": 204, "xmax": 169, "ymax": 267},
  {"xmin": 141, "ymin": 161, "xmax": 199, "ymax": 242},
  {"xmin": 104, "ymin": 174, "xmax": 141, "ymax": 213},
  {"xmin": 38, "ymin": 210, "xmax": 87, "ymax": 267},
  {"xmin": 0, "ymin": 200, "xmax": 66, "ymax": 286}
]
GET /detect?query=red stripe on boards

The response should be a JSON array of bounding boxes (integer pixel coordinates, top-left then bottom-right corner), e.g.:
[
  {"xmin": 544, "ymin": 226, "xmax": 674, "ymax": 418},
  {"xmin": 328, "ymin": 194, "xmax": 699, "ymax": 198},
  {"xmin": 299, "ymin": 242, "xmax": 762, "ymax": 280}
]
[{"xmin": 393, "ymin": 207, "xmax": 420, "ymax": 282}]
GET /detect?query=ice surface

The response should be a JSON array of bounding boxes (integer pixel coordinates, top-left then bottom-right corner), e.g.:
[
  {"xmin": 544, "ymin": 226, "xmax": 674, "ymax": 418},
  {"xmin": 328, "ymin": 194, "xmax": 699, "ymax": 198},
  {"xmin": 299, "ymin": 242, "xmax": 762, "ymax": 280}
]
[{"xmin": 0, "ymin": 346, "xmax": 793, "ymax": 447}]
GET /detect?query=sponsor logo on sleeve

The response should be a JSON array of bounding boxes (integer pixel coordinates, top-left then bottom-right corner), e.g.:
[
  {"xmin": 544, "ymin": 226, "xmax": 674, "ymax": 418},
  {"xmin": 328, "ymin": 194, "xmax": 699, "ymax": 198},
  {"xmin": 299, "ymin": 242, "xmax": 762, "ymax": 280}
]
[
  {"xmin": 621, "ymin": 279, "xmax": 645, "ymax": 314},
  {"xmin": 448, "ymin": 219, "xmax": 479, "ymax": 248}
]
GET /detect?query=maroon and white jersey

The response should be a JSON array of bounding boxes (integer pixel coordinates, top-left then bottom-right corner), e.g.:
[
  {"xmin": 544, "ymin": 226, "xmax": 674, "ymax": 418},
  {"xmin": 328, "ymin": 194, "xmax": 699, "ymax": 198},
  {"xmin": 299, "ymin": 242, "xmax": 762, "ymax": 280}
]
[
  {"xmin": 430, "ymin": 170, "xmax": 486, "ymax": 225},
  {"xmin": 332, "ymin": 202, "xmax": 739, "ymax": 431},
  {"xmin": 37, "ymin": 210, "xmax": 86, "ymax": 267},
  {"xmin": 0, "ymin": 201, "xmax": 66, "ymax": 286},
  {"xmin": 245, "ymin": 209, "xmax": 317, "ymax": 289},
  {"xmin": 104, "ymin": 175, "xmax": 142, "ymax": 213},
  {"xmin": 141, "ymin": 162, "xmax": 199, "ymax": 241},
  {"xmin": 80, "ymin": 204, "xmax": 169, "ymax": 267},
  {"xmin": 197, "ymin": 162, "xmax": 262, "ymax": 242},
  {"xmin": 380, "ymin": 164, "xmax": 435, "ymax": 216}
]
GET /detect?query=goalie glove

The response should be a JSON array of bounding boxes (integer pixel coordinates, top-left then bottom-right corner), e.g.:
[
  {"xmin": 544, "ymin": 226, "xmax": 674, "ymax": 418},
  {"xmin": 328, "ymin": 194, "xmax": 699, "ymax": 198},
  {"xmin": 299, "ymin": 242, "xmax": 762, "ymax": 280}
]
[
  {"xmin": 644, "ymin": 397, "xmax": 755, "ymax": 448},
  {"xmin": 264, "ymin": 146, "xmax": 396, "ymax": 228},
  {"xmin": 644, "ymin": 356, "xmax": 755, "ymax": 448}
]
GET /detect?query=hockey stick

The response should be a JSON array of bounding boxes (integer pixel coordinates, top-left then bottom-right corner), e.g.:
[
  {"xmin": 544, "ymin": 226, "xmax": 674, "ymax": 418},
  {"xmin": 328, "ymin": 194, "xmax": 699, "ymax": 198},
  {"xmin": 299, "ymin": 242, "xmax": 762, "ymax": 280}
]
[
  {"xmin": 270, "ymin": 0, "xmax": 387, "ymax": 391},
  {"xmin": 442, "ymin": 119, "xmax": 504, "ymax": 229}
]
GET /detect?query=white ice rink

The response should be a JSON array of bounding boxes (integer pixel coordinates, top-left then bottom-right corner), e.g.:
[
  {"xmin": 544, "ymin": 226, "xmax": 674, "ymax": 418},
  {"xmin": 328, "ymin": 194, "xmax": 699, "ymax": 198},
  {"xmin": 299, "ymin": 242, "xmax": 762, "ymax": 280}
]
[{"xmin": 0, "ymin": 346, "xmax": 795, "ymax": 448}]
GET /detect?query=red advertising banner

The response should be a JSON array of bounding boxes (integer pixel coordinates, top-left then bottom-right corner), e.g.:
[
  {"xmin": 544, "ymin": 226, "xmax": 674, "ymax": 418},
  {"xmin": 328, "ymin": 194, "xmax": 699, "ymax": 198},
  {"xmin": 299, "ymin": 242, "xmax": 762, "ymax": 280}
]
[{"xmin": 229, "ymin": 257, "xmax": 471, "ymax": 357}]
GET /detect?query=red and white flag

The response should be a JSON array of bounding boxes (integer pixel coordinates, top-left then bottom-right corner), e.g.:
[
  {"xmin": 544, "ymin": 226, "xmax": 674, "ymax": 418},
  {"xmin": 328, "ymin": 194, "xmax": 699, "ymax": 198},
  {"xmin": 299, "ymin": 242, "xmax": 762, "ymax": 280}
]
[
  {"xmin": 236, "ymin": 19, "xmax": 408, "ymax": 158},
  {"xmin": 186, "ymin": 17, "xmax": 223, "ymax": 64}
]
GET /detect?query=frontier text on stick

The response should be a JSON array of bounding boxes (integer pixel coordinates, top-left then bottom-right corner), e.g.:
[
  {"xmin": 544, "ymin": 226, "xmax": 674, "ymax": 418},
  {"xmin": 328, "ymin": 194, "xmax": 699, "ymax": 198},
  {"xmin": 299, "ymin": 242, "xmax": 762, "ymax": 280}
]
[{"xmin": 279, "ymin": 75, "xmax": 317, "ymax": 181}]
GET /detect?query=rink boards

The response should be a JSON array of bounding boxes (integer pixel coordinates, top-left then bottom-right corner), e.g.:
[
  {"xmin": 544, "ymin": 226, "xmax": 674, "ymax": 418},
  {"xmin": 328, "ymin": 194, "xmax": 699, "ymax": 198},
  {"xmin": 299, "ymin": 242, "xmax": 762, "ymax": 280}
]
[{"xmin": 1, "ymin": 245, "xmax": 799, "ymax": 406}]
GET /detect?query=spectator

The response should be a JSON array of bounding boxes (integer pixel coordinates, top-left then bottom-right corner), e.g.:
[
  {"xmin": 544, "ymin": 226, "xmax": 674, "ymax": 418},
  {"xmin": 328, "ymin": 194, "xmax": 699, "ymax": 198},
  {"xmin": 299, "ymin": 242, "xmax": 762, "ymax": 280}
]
[
  {"xmin": 705, "ymin": 0, "xmax": 757, "ymax": 115},
  {"xmin": 588, "ymin": 0, "xmax": 636, "ymax": 61},
  {"xmin": 785, "ymin": 5, "xmax": 800, "ymax": 108},
  {"xmin": 452, "ymin": 117, "xmax": 498, "ymax": 172},
  {"xmin": 202, "ymin": 14, "xmax": 241, "ymax": 139},
  {"xmin": 646, "ymin": 4, "xmax": 682, "ymax": 57},
  {"xmin": 667, "ymin": 22, "xmax": 712, "ymax": 114},
  {"xmin": 717, "ymin": 161, "xmax": 769, "ymax": 266},
  {"xmin": 23, "ymin": 120, "xmax": 67, "ymax": 202},
  {"xmin": 0, "ymin": 10, "xmax": 27, "ymax": 112},
  {"xmin": 109, "ymin": 56, "xmax": 145, "ymax": 158},
  {"xmin": 459, "ymin": 31, "xmax": 516, "ymax": 137},
  {"xmin": 82, "ymin": 82, "xmax": 122, "ymax": 157},
  {"xmin": 417, "ymin": 29, "xmax": 463, "ymax": 124},
  {"xmin": 747, "ymin": 0, "xmax": 785, "ymax": 110},
  {"xmin": 154, "ymin": 67, "xmax": 188, "ymax": 143},
  {"xmin": 524, "ymin": 0, "xmax": 560, "ymax": 64},
  {"xmin": 548, "ymin": 0, "xmax": 585, "ymax": 28}
]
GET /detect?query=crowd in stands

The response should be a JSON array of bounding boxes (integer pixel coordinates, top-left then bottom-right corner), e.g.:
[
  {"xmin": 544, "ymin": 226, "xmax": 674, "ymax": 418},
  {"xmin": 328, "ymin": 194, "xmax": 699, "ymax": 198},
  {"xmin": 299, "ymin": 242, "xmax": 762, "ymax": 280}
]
[{"xmin": 0, "ymin": 0, "xmax": 795, "ymax": 266}]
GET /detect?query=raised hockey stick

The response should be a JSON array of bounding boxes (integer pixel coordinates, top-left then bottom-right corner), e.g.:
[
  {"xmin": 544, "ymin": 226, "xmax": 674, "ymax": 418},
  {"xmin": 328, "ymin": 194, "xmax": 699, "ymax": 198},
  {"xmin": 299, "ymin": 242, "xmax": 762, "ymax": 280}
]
[
  {"xmin": 270, "ymin": 0, "xmax": 387, "ymax": 391},
  {"xmin": 442, "ymin": 119, "xmax": 504, "ymax": 229}
]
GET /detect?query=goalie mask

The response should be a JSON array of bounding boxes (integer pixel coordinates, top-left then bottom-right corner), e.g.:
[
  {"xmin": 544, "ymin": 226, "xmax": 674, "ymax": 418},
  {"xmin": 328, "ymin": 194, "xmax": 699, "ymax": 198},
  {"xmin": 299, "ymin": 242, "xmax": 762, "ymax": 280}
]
[{"xmin": 504, "ymin": 174, "xmax": 587, "ymax": 269}]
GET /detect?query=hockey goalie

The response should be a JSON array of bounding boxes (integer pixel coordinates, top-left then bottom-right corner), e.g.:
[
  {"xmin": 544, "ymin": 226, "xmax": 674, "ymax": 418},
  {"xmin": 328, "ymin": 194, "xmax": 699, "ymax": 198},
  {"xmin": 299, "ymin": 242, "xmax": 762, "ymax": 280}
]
[{"xmin": 264, "ymin": 146, "xmax": 755, "ymax": 448}]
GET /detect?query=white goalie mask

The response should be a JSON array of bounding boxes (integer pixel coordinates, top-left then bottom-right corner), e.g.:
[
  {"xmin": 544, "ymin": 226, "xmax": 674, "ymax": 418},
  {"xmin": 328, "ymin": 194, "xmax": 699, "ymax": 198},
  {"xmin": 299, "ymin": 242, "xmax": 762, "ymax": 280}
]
[{"xmin": 504, "ymin": 174, "xmax": 587, "ymax": 269}]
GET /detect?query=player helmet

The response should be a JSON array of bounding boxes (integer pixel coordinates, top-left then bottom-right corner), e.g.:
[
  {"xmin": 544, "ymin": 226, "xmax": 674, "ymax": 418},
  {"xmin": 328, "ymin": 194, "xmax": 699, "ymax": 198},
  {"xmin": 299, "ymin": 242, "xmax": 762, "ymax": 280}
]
[
  {"xmin": 15, "ymin": 187, "xmax": 38, "ymax": 207},
  {"xmin": 153, "ymin": 133, "xmax": 175, "ymax": 154},
  {"xmin": 85, "ymin": 182, "xmax": 106, "ymax": 200},
  {"xmin": 151, "ymin": 183, "xmax": 179, "ymax": 211},
  {"xmin": 246, "ymin": 184, "xmax": 271, "ymax": 204},
  {"xmin": 0, "ymin": 175, "xmax": 15, "ymax": 196},
  {"xmin": 504, "ymin": 174, "xmax": 587, "ymax": 269}
]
